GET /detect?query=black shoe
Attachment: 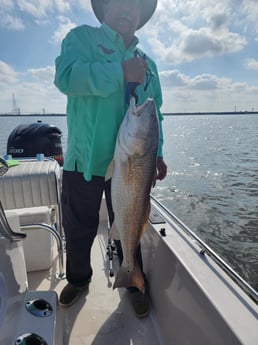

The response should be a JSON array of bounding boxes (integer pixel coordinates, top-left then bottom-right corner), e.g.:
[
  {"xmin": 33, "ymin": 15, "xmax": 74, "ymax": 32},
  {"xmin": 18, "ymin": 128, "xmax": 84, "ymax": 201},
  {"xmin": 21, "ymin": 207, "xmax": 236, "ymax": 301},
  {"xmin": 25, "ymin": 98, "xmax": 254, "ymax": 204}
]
[
  {"xmin": 128, "ymin": 285, "xmax": 150, "ymax": 318},
  {"xmin": 59, "ymin": 282, "xmax": 90, "ymax": 308}
]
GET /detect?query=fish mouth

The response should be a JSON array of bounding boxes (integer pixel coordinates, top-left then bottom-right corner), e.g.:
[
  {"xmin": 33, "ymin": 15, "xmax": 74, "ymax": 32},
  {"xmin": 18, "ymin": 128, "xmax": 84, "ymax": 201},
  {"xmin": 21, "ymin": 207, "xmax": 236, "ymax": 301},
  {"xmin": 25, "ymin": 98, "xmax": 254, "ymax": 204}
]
[{"xmin": 135, "ymin": 98, "xmax": 156, "ymax": 115}]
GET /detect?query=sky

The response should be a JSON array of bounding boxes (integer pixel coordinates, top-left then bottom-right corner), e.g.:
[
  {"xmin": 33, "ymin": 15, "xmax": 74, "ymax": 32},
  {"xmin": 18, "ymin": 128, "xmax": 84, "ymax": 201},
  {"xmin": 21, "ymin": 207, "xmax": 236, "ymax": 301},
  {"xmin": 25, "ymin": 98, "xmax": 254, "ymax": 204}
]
[{"xmin": 0, "ymin": 0, "xmax": 258, "ymax": 114}]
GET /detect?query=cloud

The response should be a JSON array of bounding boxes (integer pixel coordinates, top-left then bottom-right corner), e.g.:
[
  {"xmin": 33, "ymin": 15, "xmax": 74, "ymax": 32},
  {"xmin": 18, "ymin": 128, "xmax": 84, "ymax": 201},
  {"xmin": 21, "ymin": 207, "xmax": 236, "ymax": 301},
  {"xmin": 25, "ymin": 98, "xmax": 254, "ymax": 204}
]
[
  {"xmin": 0, "ymin": 60, "xmax": 256, "ymax": 114},
  {"xmin": 190, "ymin": 74, "xmax": 220, "ymax": 90},
  {"xmin": 76, "ymin": 0, "xmax": 92, "ymax": 12},
  {"xmin": 245, "ymin": 58, "xmax": 258, "ymax": 70},
  {"xmin": 16, "ymin": 0, "xmax": 70, "ymax": 18},
  {"xmin": 159, "ymin": 68, "xmax": 257, "ymax": 112},
  {"xmin": 0, "ymin": 0, "xmax": 14, "ymax": 11},
  {"xmin": 0, "ymin": 13, "xmax": 25, "ymax": 30},
  {"xmin": 0, "ymin": 61, "xmax": 65, "ymax": 113},
  {"xmin": 159, "ymin": 70, "xmax": 189, "ymax": 88},
  {"xmin": 0, "ymin": 1, "xmax": 24, "ymax": 30},
  {"xmin": 180, "ymin": 28, "xmax": 246, "ymax": 58},
  {"xmin": 1, "ymin": 0, "xmax": 91, "ymax": 23},
  {"xmin": 27, "ymin": 65, "xmax": 55, "ymax": 83},
  {"xmin": 143, "ymin": 0, "xmax": 250, "ymax": 65},
  {"xmin": 242, "ymin": 0, "xmax": 258, "ymax": 34},
  {"xmin": 0, "ymin": 0, "xmax": 257, "ymax": 114},
  {"xmin": 14, "ymin": 80, "xmax": 65, "ymax": 114},
  {"xmin": 0, "ymin": 0, "xmax": 72, "ymax": 30},
  {"xmin": 0, "ymin": 61, "xmax": 18, "ymax": 83},
  {"xmin": 160, "ymin": 70, "xmax": 221, "ymax": 90},
  {"xmin": 50, "ymin": 16, "xmax": 77, "ymax": 44},
  {"xmin": 208, "ymin": 12, "xmax": 229, "ymax": 31}
]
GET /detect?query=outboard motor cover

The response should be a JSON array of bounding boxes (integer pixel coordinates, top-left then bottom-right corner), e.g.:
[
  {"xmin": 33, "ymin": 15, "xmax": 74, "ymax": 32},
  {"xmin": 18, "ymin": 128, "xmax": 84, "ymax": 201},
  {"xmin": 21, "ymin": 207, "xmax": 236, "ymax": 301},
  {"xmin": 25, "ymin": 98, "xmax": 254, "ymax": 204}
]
[{"xmin": 7, "ymin": 121, "xmax": 64, "ymax": 166}]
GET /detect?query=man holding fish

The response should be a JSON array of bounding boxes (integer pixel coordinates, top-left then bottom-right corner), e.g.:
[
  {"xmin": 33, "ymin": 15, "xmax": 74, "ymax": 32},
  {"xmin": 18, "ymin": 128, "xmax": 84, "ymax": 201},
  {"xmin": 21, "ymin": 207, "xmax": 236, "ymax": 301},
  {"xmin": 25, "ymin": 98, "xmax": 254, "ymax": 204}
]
[{"xmin": 54, "ymin": 0, "xmax": 167, "ymax": 318}]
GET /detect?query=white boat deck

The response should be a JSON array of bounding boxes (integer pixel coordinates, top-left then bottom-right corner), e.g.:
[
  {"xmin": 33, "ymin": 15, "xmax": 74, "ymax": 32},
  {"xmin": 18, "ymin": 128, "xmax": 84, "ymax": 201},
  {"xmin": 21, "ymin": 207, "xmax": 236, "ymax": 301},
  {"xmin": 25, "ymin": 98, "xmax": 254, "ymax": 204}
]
[{"xmin": 27, "ymin": 219, "xmax": 163, "ymax": 345}]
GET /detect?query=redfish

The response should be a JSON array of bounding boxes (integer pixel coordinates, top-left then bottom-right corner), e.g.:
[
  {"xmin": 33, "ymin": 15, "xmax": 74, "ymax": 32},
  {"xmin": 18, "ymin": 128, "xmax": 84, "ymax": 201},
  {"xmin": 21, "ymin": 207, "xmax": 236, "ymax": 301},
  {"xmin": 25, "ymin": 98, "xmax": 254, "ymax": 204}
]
[{"xmin": 107, "ymin": 97, "xmax": 159, "ymax": 292}]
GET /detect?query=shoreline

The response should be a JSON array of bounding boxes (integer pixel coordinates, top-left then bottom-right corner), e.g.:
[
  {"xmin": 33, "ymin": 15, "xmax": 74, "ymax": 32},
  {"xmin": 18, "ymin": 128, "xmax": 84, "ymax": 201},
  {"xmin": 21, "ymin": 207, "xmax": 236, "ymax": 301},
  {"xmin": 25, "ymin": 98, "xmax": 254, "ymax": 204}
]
[{"xmin": 0, "ymin": 111, "xmax": 258, "ymax": 117}]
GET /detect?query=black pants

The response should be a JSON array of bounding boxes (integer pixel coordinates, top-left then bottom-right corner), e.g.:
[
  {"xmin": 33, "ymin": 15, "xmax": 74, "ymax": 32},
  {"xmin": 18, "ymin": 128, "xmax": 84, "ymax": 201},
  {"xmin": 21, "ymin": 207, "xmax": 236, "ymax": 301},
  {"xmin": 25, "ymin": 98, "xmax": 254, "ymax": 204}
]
[{"xmin": 61, "ymin": 170, "xmax": 143, "ymax": 287}]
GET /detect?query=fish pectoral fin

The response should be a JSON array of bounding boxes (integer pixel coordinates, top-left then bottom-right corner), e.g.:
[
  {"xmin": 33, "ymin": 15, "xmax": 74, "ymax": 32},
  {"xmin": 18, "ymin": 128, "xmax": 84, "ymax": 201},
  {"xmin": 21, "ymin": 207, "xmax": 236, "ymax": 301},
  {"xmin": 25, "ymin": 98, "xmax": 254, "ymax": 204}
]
[
  {"xmin": 121, "ymin": 156, "xmax": 132, "ymax": 184},
  {"xmin": 109, "ymin": 222, "xmax": 120, "ymax": 240},
  {"xmin": 121, "ymin": 159, "xmax": 130, "ymax": 184},
  {"xmin": 105, "ymin": 160, "xmax": 114, "ymax": 181},
  {"xmin": 113, "ymin": 263, "xmax": 145, "ymax": 293}
]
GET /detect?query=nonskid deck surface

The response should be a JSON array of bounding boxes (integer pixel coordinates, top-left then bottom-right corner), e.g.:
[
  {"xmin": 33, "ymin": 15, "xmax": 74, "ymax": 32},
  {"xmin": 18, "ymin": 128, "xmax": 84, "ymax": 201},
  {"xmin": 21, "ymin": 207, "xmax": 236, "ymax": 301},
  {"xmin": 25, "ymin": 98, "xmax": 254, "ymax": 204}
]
[{"xmin": 27, "ymin": 221, "xmax": 162, "ymax": 345}]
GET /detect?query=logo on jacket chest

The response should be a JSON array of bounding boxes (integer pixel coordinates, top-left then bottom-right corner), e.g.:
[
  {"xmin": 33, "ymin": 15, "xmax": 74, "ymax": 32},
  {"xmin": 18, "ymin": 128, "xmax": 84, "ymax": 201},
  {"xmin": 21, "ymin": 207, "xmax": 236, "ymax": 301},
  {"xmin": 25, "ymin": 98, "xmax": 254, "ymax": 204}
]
[{"xmin": 98, "ymin": 44, "xmax": 115, "ymax": 55}]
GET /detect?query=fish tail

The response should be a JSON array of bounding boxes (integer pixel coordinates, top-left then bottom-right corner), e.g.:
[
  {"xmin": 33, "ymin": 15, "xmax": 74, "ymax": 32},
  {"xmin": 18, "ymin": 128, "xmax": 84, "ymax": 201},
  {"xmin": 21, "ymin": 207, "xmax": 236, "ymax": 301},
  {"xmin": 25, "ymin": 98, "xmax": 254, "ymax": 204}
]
[{"xmin": 113, "ymin": 263, "xmax": 145, "ymax": 293}]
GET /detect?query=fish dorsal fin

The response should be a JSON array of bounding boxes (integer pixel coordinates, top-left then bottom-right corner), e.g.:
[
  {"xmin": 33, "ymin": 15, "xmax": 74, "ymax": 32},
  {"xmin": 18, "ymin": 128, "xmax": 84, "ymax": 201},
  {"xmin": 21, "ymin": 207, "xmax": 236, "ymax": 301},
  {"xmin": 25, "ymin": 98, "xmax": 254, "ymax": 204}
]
[
  {"xmin": 109, "ymin": 222, "xmax": 120, "ymax": 240},
  {"xmin": 105, "ymin": 160, "xmax": 114, "ymax": 181}
]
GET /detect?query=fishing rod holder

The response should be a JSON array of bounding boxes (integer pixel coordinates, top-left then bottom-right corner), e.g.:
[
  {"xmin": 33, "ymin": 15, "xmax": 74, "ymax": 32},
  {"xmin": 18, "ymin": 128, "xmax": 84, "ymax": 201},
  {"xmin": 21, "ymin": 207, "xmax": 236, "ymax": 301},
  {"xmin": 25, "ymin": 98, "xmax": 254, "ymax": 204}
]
[{"xmin": 106, "ymin": 238, "xmax": 116, "ymax": 277}]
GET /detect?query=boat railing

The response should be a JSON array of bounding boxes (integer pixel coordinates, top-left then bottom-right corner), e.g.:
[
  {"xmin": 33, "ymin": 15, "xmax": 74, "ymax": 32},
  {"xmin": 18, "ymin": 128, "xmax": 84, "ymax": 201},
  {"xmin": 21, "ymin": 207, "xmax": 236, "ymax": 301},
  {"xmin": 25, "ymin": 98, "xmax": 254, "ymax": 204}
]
[{"xmin": 150, "ymin": 194, "xmax": 258, "ymax": 304}]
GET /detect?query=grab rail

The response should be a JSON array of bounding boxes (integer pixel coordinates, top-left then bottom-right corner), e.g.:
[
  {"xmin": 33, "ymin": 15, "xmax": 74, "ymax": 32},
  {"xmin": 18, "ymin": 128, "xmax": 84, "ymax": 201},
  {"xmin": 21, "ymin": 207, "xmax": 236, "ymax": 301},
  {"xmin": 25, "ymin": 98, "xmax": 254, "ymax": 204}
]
[
  {"xmin": 21, "ymin": 223, "xmax": 65, "ymax": 280},
  {"xmin": 150, "ymin": 195, "xmax": 258, "ymax": 304}
]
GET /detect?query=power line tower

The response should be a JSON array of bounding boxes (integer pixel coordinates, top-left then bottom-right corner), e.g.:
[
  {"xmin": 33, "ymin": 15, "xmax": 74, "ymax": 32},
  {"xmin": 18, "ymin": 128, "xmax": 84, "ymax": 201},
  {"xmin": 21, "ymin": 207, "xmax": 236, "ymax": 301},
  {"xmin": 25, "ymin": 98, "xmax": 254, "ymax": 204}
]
[{"xmin": 12, "ymin": 93, "xmax": 20, "ymax": 115}]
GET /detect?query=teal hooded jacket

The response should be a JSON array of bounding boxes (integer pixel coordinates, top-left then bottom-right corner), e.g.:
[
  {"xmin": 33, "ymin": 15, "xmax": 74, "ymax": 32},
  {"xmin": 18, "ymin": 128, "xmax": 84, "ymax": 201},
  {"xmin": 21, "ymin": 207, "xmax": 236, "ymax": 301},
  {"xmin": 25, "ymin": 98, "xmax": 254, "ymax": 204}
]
[{"xmin": 54, "ymin": 23, "xmax": 164, "ymax": 181}]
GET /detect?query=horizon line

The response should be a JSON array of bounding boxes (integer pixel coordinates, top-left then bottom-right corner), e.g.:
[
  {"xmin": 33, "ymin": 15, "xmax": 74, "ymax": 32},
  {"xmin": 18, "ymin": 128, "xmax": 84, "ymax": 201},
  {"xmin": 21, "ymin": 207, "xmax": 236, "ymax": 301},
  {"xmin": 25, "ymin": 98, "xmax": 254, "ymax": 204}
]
[{"xmin": 0, "ymin": 110, "xmax": 258, "ymax": 117}]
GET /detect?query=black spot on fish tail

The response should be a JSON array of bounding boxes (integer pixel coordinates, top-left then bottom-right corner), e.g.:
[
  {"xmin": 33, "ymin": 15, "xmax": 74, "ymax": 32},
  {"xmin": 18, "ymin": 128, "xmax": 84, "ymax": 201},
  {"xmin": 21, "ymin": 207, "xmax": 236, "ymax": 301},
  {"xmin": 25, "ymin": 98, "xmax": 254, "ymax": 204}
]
[{"xmin": 113, "ymin": 263, "xmax": 145, "ymax": 293}]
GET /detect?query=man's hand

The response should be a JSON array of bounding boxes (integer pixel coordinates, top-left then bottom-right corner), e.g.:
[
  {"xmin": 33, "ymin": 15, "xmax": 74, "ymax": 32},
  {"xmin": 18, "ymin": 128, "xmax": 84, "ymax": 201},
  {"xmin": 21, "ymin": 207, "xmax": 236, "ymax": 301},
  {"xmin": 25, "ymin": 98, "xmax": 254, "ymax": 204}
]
[
  {"xmin": 156, "ymin": 157, "xmax": 167, "ymax": 181},
  {"xmin": 122, "ymin": 57, "xmax": 147, "ymax": 84}
]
